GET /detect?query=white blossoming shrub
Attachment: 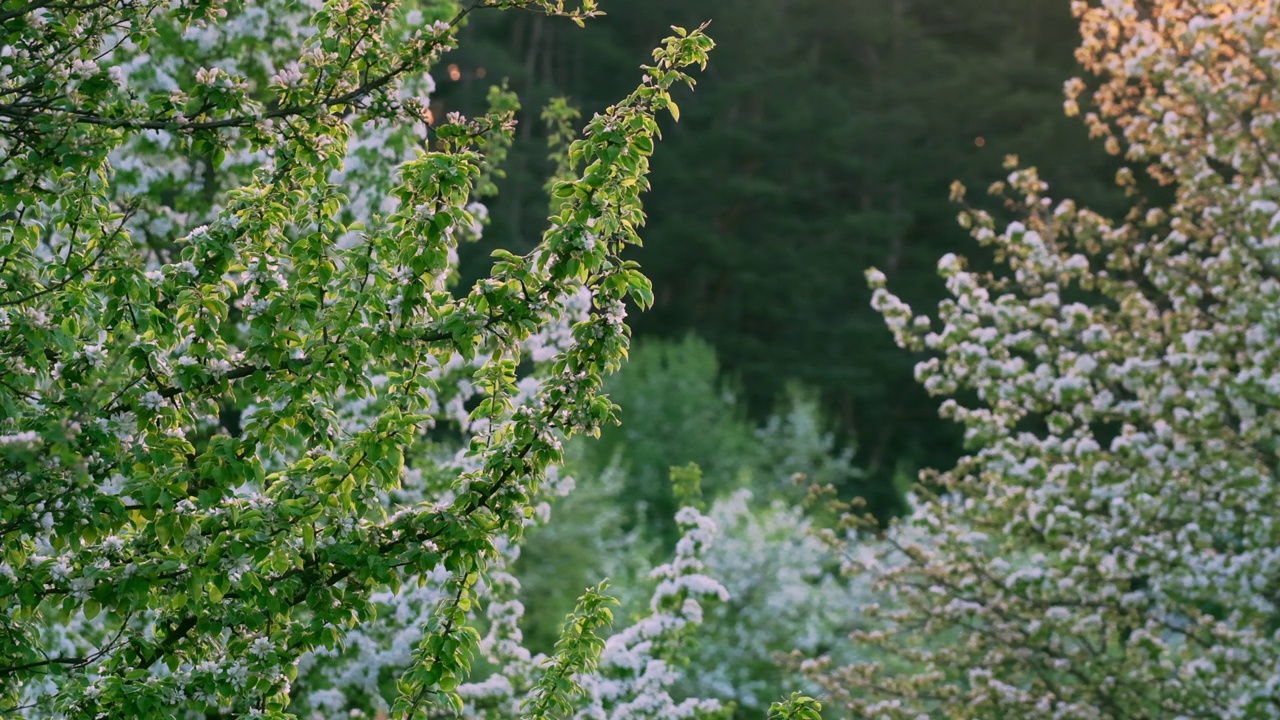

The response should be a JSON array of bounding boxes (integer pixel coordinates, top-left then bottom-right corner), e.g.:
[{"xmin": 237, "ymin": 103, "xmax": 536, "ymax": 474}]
[
  {"xmin": 0, "ymin": 0, "xmax": 721, "ymax": 717},
  {"xmin": 805, "ymin": 2, "xmax": 1280, "ymax": 718},
  {"xmin": 676, "ymin": 490, "xmax": 869, "ymax": 718},
  {"xmin": 291, "ymin": 482, "xmax": 732, "ymax": 720},
  {"xmin": 566, "ymin": 504, "xmax": 731, "ymax": 720},
  {"xmin": 502, "ymin": 355, "xmax": 870, "ymax": 718}
]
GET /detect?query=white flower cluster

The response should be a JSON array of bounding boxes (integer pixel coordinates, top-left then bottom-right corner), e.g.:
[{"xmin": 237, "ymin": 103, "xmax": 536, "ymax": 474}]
[
  {"xmin": 0, "ymin": 430, "xmax": 40, "ymax": 447},
  {"xmin": 570, "ymin": 504, "xmax": 728, "ymax": 720}
]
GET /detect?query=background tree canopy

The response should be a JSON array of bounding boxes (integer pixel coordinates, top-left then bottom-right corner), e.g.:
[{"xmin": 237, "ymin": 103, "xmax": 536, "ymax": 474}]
[{"xmin": 441, "ymin": 0, "xmax": 1127, "ymax": 514}]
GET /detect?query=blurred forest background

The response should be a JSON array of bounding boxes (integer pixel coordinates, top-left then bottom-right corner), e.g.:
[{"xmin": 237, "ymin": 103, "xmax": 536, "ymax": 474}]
[
  {"xmin": 430, "ymin": 2, "xmax": 1127, "ymax": 711},
  {"xmin": 440, "ymin": 0, "xmax": 1125, "ymax": 513}
]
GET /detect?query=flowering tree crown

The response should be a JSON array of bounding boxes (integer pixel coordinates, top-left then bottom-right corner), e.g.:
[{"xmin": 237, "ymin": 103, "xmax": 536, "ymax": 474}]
[
  {"xmin": 808, "ymin": 1, "xmax": 1280, "ymax": 718},
  {"xmin": 0, "ymin": 0, "xmax": 720, "ymax": 717}
]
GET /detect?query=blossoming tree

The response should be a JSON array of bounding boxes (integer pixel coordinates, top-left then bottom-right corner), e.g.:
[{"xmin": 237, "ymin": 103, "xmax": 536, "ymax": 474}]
[
  {"xmin": 0, "ymin": 0, "xmax": 734, "ymax": 717},
  {"xmin": 805, "ymin": 1, "xmax": 1280, "ymax": 717}
]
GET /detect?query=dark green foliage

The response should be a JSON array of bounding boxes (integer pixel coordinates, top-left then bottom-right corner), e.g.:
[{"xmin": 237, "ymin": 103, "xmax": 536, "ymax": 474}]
[
  {"xmin": 573, "ymin": 336, "xmax": 866, "ymax": 543},
  {"xmin": 514, "ymin": 460, "xmax": 657, "ymax": 654},
  {"xmin": 448, "ymin": 0, "xmax": 1126, "ymax": 515},
  {"xmin": 579, "ymin": 335, "xmax": 754, "ymax": 539}
]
